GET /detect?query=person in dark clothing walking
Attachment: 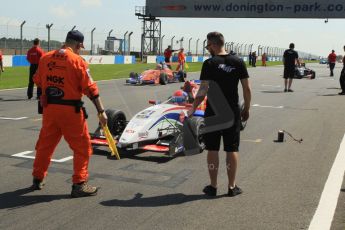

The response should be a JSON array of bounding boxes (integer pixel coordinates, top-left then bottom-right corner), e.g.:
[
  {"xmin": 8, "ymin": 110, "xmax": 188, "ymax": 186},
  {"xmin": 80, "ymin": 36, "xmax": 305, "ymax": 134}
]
[
  {"xmin": 251, "ymin": 51, "xmax": 257, "ymax": 67},
  {"xmin": 283, "ymin": 43, "xmax": 300, "ymax": 92},
  {"xmin": 339, "ymin": 46, "xmax": 345, "ymax": 95},
  {"xmin": 27, "ymin": 38, "xmax": 44, "ymax": 99},
  {"xmin": 248, "ymin": 52, "xmax": 252, "ymax": 66}
]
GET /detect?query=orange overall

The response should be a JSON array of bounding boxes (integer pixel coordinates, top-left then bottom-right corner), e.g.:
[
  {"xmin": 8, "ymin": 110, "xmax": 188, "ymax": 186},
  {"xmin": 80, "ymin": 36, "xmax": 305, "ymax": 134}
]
[
  {"xmin": 32, "ymin": 47, "xmax": 99, "ymax": 184},
  {"xmin": 176, "ymin": 51, "xmax": 186, "ymax": 71}
]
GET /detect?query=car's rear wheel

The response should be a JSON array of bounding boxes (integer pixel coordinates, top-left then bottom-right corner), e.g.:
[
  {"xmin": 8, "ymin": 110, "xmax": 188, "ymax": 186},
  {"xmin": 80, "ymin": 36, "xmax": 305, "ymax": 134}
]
[
  {"xmin": 159, "ymin": 73, "xmax": 168, "ymax": 85},
  {"xmin": 105, "ymin": 109, "xmax": 127, "ymax": 136}
]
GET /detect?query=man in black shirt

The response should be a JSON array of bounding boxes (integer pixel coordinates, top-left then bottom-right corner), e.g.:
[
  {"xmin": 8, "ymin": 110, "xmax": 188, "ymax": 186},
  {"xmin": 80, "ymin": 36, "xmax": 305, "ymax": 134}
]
[
  {"xmin": 283, "ymin": 43, "xmax": 300, "ymax": 92},
  {"xmin": 187, "ymin": 32, "xmax": 251, "ymax": 197}
]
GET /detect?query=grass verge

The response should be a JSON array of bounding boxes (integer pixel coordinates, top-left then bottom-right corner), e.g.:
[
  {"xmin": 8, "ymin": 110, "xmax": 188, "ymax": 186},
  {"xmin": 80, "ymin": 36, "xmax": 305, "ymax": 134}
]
[{"xmin": 0, "ymin": 61, "xmax": 317, "ymax": 90}]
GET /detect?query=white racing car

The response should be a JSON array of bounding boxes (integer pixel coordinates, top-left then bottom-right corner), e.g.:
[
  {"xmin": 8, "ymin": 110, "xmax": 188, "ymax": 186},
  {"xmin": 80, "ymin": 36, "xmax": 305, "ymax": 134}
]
[{"xmin": 90, "ymin": 80, "xmax": 247, "ymax": 157}]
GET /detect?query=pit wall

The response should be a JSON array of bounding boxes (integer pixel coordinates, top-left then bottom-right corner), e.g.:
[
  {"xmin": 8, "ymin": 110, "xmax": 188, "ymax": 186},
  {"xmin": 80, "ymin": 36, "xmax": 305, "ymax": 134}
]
[{"xmin": 5, "ymin": 55, "xmax": 136, "ymax": 67}]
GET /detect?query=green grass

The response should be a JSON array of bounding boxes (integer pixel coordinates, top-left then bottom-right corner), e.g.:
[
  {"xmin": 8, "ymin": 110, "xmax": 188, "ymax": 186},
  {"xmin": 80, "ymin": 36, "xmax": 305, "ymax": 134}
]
[
  {"xmin": 0, "ymin": 61, "xmax": 317, "ymax": 90},
  {"xmin": 0, "ymin": 63, "xmax": 204, "ymax": 89}
]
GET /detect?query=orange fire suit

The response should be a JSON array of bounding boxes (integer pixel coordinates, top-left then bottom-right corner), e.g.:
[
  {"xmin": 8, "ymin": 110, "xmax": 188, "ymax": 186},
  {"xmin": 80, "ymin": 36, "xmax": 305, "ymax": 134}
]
[
  {"xmin": 176, "ymin": 51, "xmax": 186, "ymax": 71},
  {"xmin": 32, "ymin": 47, "xmax": 99, "ymax": 184}
]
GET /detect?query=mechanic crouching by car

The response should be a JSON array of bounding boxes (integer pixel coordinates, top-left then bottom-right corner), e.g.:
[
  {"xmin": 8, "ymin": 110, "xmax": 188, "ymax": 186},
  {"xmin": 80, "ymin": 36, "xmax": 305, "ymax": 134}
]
[
  {"xmin": 31, "ymin": 30, "xmax": 108, "ymax": 198},
  {"xmin": 188, "ymin": 32, "xmax": 251, "ymax": 197}
]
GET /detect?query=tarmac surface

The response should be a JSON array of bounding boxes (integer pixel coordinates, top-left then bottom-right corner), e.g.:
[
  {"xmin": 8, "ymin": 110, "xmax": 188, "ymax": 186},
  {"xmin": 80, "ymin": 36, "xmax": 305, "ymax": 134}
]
[{"xmin": 0, "ymin": 63, "xmax": 344, "ymax": 230}]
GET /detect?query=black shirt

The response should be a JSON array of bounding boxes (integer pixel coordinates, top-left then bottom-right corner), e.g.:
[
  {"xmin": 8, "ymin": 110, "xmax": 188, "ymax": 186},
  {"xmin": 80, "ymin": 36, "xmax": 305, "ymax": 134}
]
[
  {"xmin": 283, "ymin": 49, "xmax": 299, "ymax": 69},
  {"xmin": 200, "ymin": 54, "xmax": 249, "ymax": 116}
]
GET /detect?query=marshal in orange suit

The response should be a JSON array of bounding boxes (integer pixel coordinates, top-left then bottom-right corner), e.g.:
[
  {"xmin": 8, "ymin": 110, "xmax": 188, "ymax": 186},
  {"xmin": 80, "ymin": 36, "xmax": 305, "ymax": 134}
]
[{"xmin": 32, "ymin": 30, "xmax": 108, "ymax": 198}]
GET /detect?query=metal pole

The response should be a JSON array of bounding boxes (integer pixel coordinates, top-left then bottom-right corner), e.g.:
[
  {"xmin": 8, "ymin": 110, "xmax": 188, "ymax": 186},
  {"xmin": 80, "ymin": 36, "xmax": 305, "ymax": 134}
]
[
  {"xmin": 108, "ymin": 29, "xmax": 113, "ymax": 37},
  {"xmin": 91, "ymin": 27, "xmax": 96, "ymax": 55},
  {"xmin": 196, "ymin": 38, "xmax": 199, "ymax": 56},
  {"xmin": 141, "ymin": 33, "xmax": 144, "ymax": 62},
  {"xmin": 188, "ymin": 38, "xmax": 192, "ymax": 54},
  {"xmin": 128, "ymin": 32, "xmax": 133, "ymax": 55},
  {"xmin": 258, "ymin": 45, "xmax": 261, "ymax": 56},
  {"xmin": 71, "ymin": 25, "xmax": 76, "ymax": 31},
  {"xmin": 160, "ymin": 35, "xmax": 165, "ymax": 55},
  {"xmin": 180, "ymin": 37, "xmax": 184, "ymax": 49},
  {"xmin": 123, "ymin": 31, "xmax": 128, "ymax": 55},
  {"xmin": 202, "ymin": 39, "xmax": 206, "ymax": 56},
  {"xmin": 171, "ymin": 36, "xmax": 175, "ymax": 49},
  {"xmin": 234, "ymin": 43, "xmax": 239, "ymax": 54},
  {"xmin": 20, "ymin": 20, "xmax": 26, "ymax": 55},
  {"xmin": 239, "ymin": 43, "xmax": 244, "ymax": 55},
  {"xmin": 46, "ymin": 23, "xmax": 53, "ymax": 51}
]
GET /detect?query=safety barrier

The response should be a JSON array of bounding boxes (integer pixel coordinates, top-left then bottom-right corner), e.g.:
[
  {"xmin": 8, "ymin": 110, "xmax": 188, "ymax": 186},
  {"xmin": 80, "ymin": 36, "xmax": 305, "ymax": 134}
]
[
  {"xmin": 5, "ymin": 55, "xmax": 136, "ymax": 67},
  {"xmin": 5, "ymin": 55, "xmax": 281, "ymax": 67},
  {"xmin": 146, "ymin": 55, "xmax": 211, "ymax": 64}
]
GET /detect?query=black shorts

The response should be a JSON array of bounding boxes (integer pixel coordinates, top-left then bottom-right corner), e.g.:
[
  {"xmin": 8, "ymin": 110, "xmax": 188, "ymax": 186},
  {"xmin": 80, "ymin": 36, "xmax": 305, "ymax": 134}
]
[
  {"xmin": 203, "ymin": 118, "xmax": 240, "ymax": 152},
  {"xmin": 284, "ymin": 68, "xmax": 295, "ymax": 79}
]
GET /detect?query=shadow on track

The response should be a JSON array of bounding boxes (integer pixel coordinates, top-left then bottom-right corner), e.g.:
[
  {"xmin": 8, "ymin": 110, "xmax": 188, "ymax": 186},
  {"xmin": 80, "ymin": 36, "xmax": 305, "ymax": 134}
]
[
  {"xmin": 326, "ymin": 87, "xmax": 341, "ymax": 90},
  {"xmin": 317, "ymin": 94, "xmax": 340, "ymax": 96},
  {"xmin": 100, "ymin": 192, "xmax": 224, "ymax": 207},
  {"xmin": 92, "ymin": 147, "xmax": 179, "ymax": 164},
  {"xmin": 0, "ymin": 187, "xmax": 69, "ymax": 209}
]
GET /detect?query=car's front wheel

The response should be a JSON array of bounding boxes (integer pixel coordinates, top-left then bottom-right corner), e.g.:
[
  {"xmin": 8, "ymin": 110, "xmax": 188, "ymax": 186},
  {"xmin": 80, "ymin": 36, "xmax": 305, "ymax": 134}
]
[{"xmin": 105, "ymin": 109, "xmax": 127, "ymax": 136}]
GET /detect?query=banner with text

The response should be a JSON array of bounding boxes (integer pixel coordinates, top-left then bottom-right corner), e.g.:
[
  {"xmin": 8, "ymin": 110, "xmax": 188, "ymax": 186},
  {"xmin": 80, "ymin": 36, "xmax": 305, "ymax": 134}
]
[{"xmin": 146, "ymin": 0, "xmax": 345, "ymax": 18}]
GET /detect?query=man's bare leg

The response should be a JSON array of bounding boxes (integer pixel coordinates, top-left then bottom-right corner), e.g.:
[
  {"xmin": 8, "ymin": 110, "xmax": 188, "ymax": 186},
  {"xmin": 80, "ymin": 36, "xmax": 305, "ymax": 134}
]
[
  {"xmin": 288, "ymin": 78, "xmax": 293, "ymax": 90},
  {"xmin": 226, "ymin": 152, "xmax": 238, "ymax": 188},
  {"xmin": 207, "ymin": 150, "xmax": 219, "ymax": 188}
]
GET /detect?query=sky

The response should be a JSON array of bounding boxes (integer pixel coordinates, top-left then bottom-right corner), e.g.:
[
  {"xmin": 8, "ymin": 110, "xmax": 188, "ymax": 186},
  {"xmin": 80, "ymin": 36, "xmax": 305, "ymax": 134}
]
[{"xmin": 0, "ymin": 0, "xmax": 344, "ymax": 57}]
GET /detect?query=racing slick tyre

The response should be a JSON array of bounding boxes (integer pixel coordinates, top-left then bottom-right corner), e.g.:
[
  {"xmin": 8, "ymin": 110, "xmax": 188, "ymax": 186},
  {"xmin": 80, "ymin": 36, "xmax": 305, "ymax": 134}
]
[
  {"xmin": 189, "ymin": 116, "xmax": 206, "ymax": 153},
  {"xmin": 239, "ymin": 101, "xmax": 247, "ymax": 131},
  {"xmin": 105, "ymin": 109, "xmax": 127, "ymax": 136},
  {"xmin": 311, "ymin": 71, "xmax": 316, "ymax": 79},
  {"xmin": 159, "ymin": 73, "xmax": 168, "ymax": 85},
  {"xmin": 177, "ymin": 71, "xmax": 186, "ymax": 82}
]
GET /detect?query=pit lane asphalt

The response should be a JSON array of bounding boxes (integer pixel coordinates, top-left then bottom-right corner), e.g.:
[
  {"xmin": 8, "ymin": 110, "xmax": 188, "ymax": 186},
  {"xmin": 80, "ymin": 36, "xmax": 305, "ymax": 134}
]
[{"xmin": 0, "ymin": 63, "xmax": 344, "ymax": 230}]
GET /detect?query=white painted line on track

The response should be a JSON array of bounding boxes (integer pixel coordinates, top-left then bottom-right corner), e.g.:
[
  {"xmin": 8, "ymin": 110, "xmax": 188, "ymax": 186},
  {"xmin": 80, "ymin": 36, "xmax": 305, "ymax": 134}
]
[
  {"xmin": 261, "ymin": 84, "xmax": 281, "ymax": 88},
  {"xmin": 317, "ymin": 77, "xmax": 335, "ymax": 80},
  {"xmin": 0, "ymin": 116, "xmax": 28, "ymax": 120},
  {"xmin": 252, "ymin": 104, "xmax": 284, "ymax": 109},
  {"xmin": 308, "ymin": 134, "xmax": 345, "ymax": 230},
  {"xmin": 12, "ymin": 151, "xmax": 73, "ymax": 163}
]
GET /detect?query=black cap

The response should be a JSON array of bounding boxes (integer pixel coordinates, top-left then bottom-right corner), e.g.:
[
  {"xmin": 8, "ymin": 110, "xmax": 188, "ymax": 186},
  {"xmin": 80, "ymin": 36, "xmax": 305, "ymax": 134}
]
[{"xmin": 66, "ymin": 30, "xmax": 84, "ymax": 47}]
